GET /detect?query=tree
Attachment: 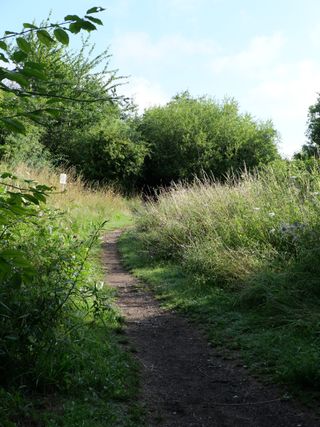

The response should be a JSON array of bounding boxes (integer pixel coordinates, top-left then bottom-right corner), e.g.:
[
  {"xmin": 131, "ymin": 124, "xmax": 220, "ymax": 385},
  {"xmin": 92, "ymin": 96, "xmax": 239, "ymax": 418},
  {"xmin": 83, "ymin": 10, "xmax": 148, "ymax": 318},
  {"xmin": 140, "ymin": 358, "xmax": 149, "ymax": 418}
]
[
  {"xmin": 294, "ymin": 95, "xmax": 320, "ymax": 160},
  {"xmin": 0, "ymin": 6, "xmax": 111, "ymax": 133},
  {"xmin": 138, "ymin": 92, "xmax": 279, "ymax": 187}
]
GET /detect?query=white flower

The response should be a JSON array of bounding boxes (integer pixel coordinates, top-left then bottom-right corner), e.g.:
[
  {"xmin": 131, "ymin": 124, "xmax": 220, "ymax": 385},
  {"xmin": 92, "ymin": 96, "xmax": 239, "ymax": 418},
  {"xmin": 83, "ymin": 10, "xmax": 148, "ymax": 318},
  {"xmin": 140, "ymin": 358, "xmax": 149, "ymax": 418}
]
[
  {"xmin": 97, "ymin": 281, "xmax": 104, "ymax": 290},
  {"xmin": 270, "ymin": 228, "xmax": 276, "ymax": 233},
  {"xmin": 268, "ymin": 212, "xmax": 275, "ymax": 217},
  {"xmin": 253, "ymin": 207, "xmax": 260, "ymax": 211}
]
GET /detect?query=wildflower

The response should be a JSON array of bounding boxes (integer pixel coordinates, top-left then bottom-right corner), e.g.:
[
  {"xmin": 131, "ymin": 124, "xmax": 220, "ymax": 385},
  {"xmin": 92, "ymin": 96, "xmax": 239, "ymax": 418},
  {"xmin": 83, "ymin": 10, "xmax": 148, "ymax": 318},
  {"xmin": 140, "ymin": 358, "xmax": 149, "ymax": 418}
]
[
  {"xmin": 270, "ymin": 228, "xmax": 276, "ymax": 233},
  {"xmin": 253, "ymin": 207, "xmax": 260, "ymax": 211},
  {"xmin": 268, "ymin": 212, "xmax": 275, "ymax": 217}
]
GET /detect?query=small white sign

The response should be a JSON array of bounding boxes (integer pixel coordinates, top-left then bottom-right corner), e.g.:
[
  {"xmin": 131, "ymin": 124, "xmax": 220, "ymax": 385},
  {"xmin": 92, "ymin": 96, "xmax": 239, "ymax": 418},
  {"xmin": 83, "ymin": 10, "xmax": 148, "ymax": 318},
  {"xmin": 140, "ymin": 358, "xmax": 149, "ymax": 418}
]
[{"xmin": 59, "ymin": 173, "xmax": 67, "ymax": 185}]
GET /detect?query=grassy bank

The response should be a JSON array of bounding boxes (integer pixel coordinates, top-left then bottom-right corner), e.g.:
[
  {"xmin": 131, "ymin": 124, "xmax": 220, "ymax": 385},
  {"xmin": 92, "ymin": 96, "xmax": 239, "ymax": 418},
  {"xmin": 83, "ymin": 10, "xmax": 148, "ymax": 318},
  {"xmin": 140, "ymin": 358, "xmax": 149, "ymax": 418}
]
[
  {"xmin": 0, "ymin": 164, "xmax": 142, "ymax": 426},
  {"xmin": 119, "ymin": 161, "xmax": 320, "ymax": 404}
]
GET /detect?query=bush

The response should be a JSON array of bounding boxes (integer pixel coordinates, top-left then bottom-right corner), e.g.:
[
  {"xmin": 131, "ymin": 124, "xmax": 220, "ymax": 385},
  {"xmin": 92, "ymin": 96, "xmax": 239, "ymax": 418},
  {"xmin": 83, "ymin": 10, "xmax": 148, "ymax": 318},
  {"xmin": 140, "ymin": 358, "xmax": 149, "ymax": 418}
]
[
  {"xmin": 0, "ymin": 172, "xmax": 107, "ymax": 388},
  {"xmin": 138, "ymin": 92, "xmax": 279, "ymax": 187}
]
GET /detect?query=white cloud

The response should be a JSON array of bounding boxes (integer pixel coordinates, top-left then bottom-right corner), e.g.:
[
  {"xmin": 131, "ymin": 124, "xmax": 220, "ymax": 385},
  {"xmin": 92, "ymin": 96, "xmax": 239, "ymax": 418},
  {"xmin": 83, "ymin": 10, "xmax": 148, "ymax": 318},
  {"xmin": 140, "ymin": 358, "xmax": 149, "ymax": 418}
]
[
  {"xmin": 114, "ymin": 32, "xmax": 218, "ymax": 63},
  {"xmin": 208, "ymin": 33, "xmax": 320, "ymax": 156},
  {"xmin": 122, "ymin": 77, "xmax": 169, "ymax": 113},
  {"xmin": 244, "ymin": 60, "xmax": 320, "ymax": 156},
  {"xmin": 211, "ymin": 33, "xmax": 286, "ymax": 76}
]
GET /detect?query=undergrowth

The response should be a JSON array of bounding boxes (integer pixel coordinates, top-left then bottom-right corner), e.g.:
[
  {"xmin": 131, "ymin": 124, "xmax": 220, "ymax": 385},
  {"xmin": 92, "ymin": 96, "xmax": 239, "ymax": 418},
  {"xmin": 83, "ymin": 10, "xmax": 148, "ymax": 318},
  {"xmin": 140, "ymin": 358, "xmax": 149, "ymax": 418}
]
[
  {"xmin": 0, "ymin": 164, "xmax": 142, "ymax": 426},
  {"xmin": 119, "ymin": 160, "xmax": 320, "ymax": 405}
]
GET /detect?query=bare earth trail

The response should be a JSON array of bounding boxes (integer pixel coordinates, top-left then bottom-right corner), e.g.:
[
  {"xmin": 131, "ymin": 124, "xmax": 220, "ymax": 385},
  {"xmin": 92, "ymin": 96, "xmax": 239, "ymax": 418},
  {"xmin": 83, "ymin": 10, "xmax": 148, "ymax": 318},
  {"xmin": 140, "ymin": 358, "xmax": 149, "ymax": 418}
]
[{"xmin": 103, "ymin": 231, "xmax": 319, "ymax": 427}]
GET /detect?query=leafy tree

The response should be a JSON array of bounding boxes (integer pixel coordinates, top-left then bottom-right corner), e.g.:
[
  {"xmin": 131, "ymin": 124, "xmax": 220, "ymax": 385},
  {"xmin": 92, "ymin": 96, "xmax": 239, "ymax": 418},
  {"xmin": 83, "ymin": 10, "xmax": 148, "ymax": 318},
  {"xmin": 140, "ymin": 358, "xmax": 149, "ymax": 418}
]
[
  {"xmin": 294, "ymin": 96, "xmax": 320, "ymax": 160},
  {"xmin": 0, "ymin": 19, "xmax": 147, "ymax": 187},
  {"xmin": 0, "ymin": 6, "xmax": 110, "ymax": 133},
  {"xmin": 138, "ymin": 92, "xmax": 279, "ymax": 187}
]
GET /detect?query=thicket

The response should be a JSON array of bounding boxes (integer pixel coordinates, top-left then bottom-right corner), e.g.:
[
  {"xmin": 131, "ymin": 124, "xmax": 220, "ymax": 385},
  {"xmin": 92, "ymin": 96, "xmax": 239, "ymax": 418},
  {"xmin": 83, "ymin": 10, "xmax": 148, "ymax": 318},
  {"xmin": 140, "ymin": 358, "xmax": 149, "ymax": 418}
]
[
  {"xmin": 138, "ymin": 92, "xmax": 279, "ymax": 188},
  {"xmin": 129, "ymin": 160, "xmax": 320, "ymax": 392}
]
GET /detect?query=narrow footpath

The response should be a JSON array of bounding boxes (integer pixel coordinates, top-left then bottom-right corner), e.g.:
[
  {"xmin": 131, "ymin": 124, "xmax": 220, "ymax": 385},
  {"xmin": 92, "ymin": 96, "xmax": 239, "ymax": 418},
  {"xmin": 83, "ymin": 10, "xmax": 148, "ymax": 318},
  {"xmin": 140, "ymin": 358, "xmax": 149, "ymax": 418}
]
[{"xmin": 103, "ymin": 230, "xmax": 319, "ymax": 427}]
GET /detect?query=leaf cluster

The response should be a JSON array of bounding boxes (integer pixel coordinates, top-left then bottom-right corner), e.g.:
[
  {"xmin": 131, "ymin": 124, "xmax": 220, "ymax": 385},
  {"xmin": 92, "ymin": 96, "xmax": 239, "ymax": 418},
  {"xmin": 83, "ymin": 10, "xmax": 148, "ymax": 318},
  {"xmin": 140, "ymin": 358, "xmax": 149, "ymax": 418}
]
[{"xmin": 0, "ymin": 7, "xmax": 106, "ymax": 134}]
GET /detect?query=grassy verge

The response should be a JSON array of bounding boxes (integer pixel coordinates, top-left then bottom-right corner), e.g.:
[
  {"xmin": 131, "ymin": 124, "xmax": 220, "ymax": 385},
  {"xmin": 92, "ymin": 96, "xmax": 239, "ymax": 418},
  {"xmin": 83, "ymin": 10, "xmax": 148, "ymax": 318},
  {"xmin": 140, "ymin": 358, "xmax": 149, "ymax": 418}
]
[
  {"xmin": 119, "ymin": 161, "xmax": 320, "ymax": 407},
  {"xmin": 0, "ymin": 164, "xmax": 143, "ymax": 427}
]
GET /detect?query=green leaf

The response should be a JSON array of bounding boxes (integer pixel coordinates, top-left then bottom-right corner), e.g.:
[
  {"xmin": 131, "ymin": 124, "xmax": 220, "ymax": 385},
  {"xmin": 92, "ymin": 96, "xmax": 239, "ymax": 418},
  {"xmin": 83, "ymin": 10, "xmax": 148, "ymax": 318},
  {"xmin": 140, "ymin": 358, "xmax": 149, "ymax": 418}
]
[
  {"xmin": 4, "ymin": 71, "xmax": 29, "ymax": 87},
  {"xmin": 0, "ymin": 41, "xmax": 8, "ymax": 51},
  {"xmin": 24, "ymin": 61, "xmax": 45, "ymax": 71},
  {"xmin": 23, "ymin": 23, "xmax": 38, "ymax": 29},
  {"xmin": 23, "ymin": 112, "xmax": 43, "ymax": 125},
  {"xmin": 86, "ymin": 16, "xmax": 103, "ymax": 25},
  {"xmin": 79, "ymin": 20, "xmax": 96, "ymax": 32},
  {"xmin": 44, "ymin": 107, "xmax": 62, "ymax": 117},
  {"xmin": 53, "ymin": 28, "xmax": 69, "ymax": 45},
  {"xmin": 1, "ymin": 249, "xmax": 33, "ymax": 269},
  {"xmin": 4, "ymin": 31, "xmax": 16, "ymax": 36},
  {"xmin": 0, "ymin": 118, "xmax": 26, "ymax": 134},
  {"xmin": 16, "ymin": 37, "xmax": 32, "ymax": 53},
  {"xmin": 21, "ymin": 66, "xmax": 46, "ymax": 80},
  {"xmin": 21, "ymin": 194, "xmax": 40, "ymax": 205},
  {"xmin": 37, "ymin": 30, "xmax": 55, "ymax": 47},
  {"xmin": 86, "ymin": 6, "xmax": 105, "ymax": 14},
  {"xmin": 0, "ymin": 172, "xmax": 13, "ymax": 179},
  {"xmin": 69, "ymin": 22, "xmax": 82, "ymax": 34},
  {"xmin": 31, "ymin": 191, "xmax": 47, "ymax": 203},
  {"xmin": 11, "ymin": 50, "xmax": 28, "ymax": 62},
  {"xmin": 0, "ymin": 53, "xmax": 8, "ymax": 63},
  {"xmin": 64, "ymin": 14, "xmax": 81, "ymax": 21}
]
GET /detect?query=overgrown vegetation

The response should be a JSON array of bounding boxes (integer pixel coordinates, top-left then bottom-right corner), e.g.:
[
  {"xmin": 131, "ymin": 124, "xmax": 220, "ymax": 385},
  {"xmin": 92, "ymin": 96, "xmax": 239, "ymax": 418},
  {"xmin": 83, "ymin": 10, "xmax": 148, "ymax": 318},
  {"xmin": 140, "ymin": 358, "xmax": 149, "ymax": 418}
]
[
  {"xmin": 2, "ymin": 3, "xmax": 320, "ymax": 424},
  {"xmin": 120, "ymin": 159, "xmax": 320, "ymax": 401},
  {"xmin": 0, "ymin": 164, "xmax": 141, "ymax": 426},
  {"xmin": 0, "ymin": 9, "xmax": 143, "ymax": 426}
]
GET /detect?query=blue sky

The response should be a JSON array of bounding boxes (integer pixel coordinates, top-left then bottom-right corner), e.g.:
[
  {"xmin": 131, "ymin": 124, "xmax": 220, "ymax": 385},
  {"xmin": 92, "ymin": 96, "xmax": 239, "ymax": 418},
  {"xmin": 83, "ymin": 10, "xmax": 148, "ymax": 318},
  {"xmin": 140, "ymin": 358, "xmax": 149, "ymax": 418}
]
[{"xmin": 2, "ymin": 0, "xmax": 320, "ymax": 157}]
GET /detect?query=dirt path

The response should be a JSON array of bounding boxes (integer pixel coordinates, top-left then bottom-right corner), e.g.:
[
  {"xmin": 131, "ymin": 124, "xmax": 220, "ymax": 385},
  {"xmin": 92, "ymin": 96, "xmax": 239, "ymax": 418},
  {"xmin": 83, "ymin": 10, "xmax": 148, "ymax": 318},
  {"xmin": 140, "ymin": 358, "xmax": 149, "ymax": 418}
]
[{"xmin": 103, "ymin": 230, "xmax": 319, "ymax": 427}]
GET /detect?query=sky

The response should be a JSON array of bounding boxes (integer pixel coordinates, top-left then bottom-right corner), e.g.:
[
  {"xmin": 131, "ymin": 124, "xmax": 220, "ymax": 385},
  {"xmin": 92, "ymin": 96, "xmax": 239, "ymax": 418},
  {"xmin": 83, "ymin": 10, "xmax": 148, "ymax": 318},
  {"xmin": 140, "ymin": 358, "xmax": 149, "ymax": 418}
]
[{"xmin": 1, "ymin": 0, "xmax": 320, "ymax": 157}]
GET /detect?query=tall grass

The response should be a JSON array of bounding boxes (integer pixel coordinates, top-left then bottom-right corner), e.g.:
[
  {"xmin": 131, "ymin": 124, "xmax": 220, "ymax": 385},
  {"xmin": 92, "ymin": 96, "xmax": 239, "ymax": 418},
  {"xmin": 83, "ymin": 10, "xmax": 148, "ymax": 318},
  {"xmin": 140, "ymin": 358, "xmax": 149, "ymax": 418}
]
[
  {"xmin": 8, "ymin": 163, "xmax": 135, "ymax": 232},
  {"xmin": 137, "ymin": 161, "xmax": 320, "ymax": 283},
  {"xmin": 128, "ymin": 160, "xmax": 320, "ymax": 395}
]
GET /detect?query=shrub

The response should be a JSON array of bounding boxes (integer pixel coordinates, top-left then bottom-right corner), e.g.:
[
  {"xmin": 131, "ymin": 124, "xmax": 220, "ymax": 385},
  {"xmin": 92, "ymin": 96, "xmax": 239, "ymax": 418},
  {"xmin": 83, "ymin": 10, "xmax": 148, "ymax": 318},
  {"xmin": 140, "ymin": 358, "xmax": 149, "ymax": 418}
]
[
  {"xmin": 0, "ymin": 172, "xmax": 107, "ymax": 388},
  {"xmin": 138, "ymin": 92, "xmax": 279, "ymax": 187}
]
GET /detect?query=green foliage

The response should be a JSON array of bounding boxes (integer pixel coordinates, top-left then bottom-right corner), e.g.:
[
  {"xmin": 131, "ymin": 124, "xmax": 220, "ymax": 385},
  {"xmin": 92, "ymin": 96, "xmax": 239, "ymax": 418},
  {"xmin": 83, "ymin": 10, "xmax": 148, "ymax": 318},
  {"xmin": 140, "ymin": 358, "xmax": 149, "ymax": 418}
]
[
  {"xmin": 295, "ymin": 94, "xmax": 320, "ymax": 159},
  {"xmin": 0, "ymin": 29, "xmax": 147, "ymax": 188},
  {"xmin": 0, "ymin": 167, "xmax": 141, "ymax": 425},
  {"xmin": 0, "ymin": 172, "xmax": 100, "ymax": 385},
  {"xmin": 138, "ymin": 92, "xmax": 279, "ymax": 187},
  {"xmin": 306, "ymin": 95, "xmax": 320, "ymax": 149},
  {"xmin": 0, "ymin": 8, "xmax": 108, "ymax": 132},
  {"xmin": 126, "ymin": 160, "xmax": 320, "ymax": 396},
  {"xmin": 52, "ymin": 115, "xmax": 147, "ymax": 190},
  {"xmin": 0, "ymin": 9, "xmax": 142, "ymax": 425}
]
